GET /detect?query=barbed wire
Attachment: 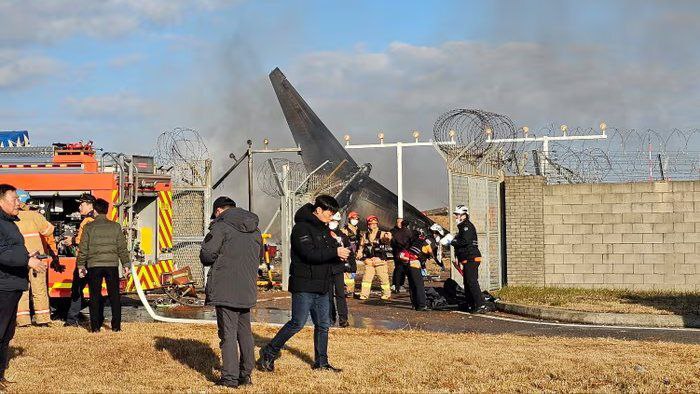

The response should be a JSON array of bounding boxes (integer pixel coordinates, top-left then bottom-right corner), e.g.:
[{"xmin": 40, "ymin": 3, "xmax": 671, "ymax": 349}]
[
  {"xmin": 433, "ymin": 109, "xmax": 700, "ymax": 183},
  {"xmin": 257, "ymin": 158, "xmax": 347, "ymax": 198},
  {"xmin": 153, "ymin": 127, "xmax": 210, "ymax": 186}
]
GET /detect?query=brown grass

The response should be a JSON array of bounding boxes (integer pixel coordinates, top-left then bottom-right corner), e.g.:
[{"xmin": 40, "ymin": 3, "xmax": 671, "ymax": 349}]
[
  {"xmin": 5, "ymin": 322, "xmax": 700, "ymax": 393},
  {"xmin": 495, "ymin": 286, "xmax": 700, "ymax": 316}
]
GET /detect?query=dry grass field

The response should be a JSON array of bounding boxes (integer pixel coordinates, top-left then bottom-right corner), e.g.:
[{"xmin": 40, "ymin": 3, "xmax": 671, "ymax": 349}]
[
  {"xmin": 495, "ymin": 286, "xmax": 700, "ymax": 316},
  {"xmin": 4, "ymin": 322, "xmax": 699, "ymax": 393}
]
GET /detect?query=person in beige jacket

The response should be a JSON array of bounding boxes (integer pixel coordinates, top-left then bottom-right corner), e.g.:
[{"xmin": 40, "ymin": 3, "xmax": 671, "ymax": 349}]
[{"xmin": 15, "ymin": 190, "xmax": 56, "ymax": 327}]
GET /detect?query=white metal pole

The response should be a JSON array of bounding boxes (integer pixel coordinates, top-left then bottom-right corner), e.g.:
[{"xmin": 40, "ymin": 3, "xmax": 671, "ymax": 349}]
[
  {"xmin": 541, "ymin": 136, "xmax": 549, "ymax": 176},
  {"xmin": 397, "ymin": 142, "xmax": 403, "ymax": 218}
]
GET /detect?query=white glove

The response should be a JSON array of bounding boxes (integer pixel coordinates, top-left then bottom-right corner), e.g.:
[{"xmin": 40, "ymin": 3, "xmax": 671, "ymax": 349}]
[{"xmin": 440, "ymin": 234, "xmax": 454, "ymax": 246}]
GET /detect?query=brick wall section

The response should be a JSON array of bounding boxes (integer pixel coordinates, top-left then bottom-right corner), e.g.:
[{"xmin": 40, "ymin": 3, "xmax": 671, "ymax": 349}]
[
  {"xmin": 505, "ymin": 176, "xmax": 545, "ymax": 285},
  {"xmin": 540, "ymin": 180, "xmax": 700, "ymax": 291}
]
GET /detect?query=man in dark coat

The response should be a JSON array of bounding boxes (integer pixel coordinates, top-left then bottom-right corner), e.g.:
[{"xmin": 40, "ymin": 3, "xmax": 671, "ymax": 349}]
[
  {"xmin": 0, "ymin": 184, "xmax": 47, "ymax": 388},
  {"xmin": 392, "ymin": 222, "xmax": 428, "ymax": 310},
  {"xmin": 258, "ymin": 195, "xmax": 350, "ymax": 373},
  {"xmin": 390, "ymin": 218, "xmax": 407, "ymax": 293},
  {"xmin": 200, "ymin": 196, "xmax": 262, "ymax": 388},
  {"xmin": 447, "ymin": 205, "xmax": 486, "ymax": 313}
]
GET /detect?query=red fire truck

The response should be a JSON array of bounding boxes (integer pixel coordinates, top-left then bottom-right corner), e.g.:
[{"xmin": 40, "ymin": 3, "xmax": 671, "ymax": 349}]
[{"xmin": 0, "ymin": 131, "xmax": 176, "ymax": 299}]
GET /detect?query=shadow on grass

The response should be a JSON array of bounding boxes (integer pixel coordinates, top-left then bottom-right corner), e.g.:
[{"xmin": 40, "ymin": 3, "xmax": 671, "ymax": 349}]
[
  {"xmin": 9, "ymin": 346, "xmax": 24, "ymax": 361},
  {"xmin": 154, "ymin": 337, "xmax": 220, "ymax": 382},
  {"xmin": 623, "ymin": 293, "xmax": 700, "ymax": 327},
  {"xmin": 252, "ymin": 332, "xmax": 315, "ymax": 366}
]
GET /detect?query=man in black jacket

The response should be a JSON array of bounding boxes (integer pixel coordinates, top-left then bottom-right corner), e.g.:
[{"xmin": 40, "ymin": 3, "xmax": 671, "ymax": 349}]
[
  {"xmin": 200, "ymin": 197, "xmax": 262, "ymax": 388},
  {"xmin": 447, "ymin": 205, "xmax": 486, "ymax": 313},
  {"xmin": 390, "ymin": 218, "xmax": 407, "ymax": 293},
  {"xmin": 258, "ymin": 195, "xmax": 350, "ymax": 373},
  {"xmin": 0, "ymin": 184, "xmax": 47, "ymax": 388}
]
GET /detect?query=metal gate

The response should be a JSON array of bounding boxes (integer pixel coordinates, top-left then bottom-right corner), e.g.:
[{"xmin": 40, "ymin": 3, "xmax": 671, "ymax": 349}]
[{"xmin": 448, "ymin": 172, "xmax": 502, "ymax": 290}]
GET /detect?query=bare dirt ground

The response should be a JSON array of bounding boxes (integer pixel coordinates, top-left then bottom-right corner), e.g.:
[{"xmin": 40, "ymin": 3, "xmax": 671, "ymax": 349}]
[{"xmin": 6, "ymin": 322, "xmax": 700, "ymax": 393}]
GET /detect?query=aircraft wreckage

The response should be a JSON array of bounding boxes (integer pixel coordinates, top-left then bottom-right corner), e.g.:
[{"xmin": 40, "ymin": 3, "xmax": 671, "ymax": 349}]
[{"xmin": 269, "ymin": 68, "xmax": 434, "ymax": 231}]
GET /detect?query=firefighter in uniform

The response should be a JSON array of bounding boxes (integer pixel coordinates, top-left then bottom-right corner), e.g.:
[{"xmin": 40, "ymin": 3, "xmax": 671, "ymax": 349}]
[
  {"xmin": 358, "ymin": 215, "xmax": 392, "ymax": 300},
  {"xmin": 444, "ymin": 205, "xmax": 487, "ymax": 313},
  {"xmin": 15, "ymin": 190, "xmax": 57, "ymax": 327},
  {"xmin": 340, "ymin": 211, "xmax": 361, "ymax": 295},
  {"xmin": 64, "ymin": 193, "xmax": 96, "ymax": 327}
]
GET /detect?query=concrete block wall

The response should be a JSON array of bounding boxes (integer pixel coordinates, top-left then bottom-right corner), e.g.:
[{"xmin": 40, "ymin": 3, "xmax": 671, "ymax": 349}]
[
  {"xmin": 504, "ymin": 176, "xmax": 545, "ymax": 285},
  {"xmin": 504, "ymin": 177, "xmax": 700, "ymax": 291},
  {"xmin": 540, "ymin": 180, "xmax": 700, "ymax": 291}
]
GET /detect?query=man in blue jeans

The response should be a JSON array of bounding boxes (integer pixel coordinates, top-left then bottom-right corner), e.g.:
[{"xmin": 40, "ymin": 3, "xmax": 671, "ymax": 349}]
[{"xmin": 258, "ymin": 195, "xmax": 350, "ymax": 372}]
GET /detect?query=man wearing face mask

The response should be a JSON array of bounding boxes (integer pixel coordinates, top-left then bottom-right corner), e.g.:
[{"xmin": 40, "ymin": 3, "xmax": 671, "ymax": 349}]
[
  {"xmin": 341, "ymin": 211, "xmax": 361, "ymax": 295},
  {"xmin": 258, "ymin": 195, "xmax": 350, "ymax": 373},
  {"xmin": 444, "ymin": 205, "xmax": 487, "ymax": 313},
  {"xmin": 328, "ymin": 212, "xmax": 354, "ymax": 327}
]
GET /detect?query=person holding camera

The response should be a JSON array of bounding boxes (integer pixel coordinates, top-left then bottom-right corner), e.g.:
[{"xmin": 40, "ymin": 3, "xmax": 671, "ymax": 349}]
[
  {"xmin": 358, "ymin": 215, "xmax": 392, "ymax": 301},
  {"xmin": 258, "ymin": 195, "xmax": 350, "ymax": 373}
]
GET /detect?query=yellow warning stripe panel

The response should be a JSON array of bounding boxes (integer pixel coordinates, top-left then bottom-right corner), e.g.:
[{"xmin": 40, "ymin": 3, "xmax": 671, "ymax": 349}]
[
  {"xmin": 109, "ymin": 190, "xmax": 119, "ymax": 221},
  {"xmin": 157, "ymin": 191, "xmax": 173, "ymax": 249},
  {"xmin": 124, "ymin": 260, "xmax": 176, "ymax": 292}
]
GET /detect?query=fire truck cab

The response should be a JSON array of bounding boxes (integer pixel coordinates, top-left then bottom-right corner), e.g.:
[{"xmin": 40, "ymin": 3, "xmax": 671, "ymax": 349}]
[{"xmin": 0, "ymin": 130, "xmax": 174, "ymax": 298}]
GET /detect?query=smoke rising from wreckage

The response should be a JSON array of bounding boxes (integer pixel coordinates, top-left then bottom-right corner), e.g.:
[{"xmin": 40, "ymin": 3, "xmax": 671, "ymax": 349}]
[{"xmin": 269, "ymin": 67, "xmax": 434, "ymax": 231}]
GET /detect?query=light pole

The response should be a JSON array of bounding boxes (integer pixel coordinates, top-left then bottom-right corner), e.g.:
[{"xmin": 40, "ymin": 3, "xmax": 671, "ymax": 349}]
[{"xmin": 343, "ymin": 131, "xmax": 455, "ymax": 218}]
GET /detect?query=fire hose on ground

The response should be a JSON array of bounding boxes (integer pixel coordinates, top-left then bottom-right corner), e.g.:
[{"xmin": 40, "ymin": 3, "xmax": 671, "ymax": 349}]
[{"xmin": 130, "ymin": 265, "xmax": 283, "ymax": 326}]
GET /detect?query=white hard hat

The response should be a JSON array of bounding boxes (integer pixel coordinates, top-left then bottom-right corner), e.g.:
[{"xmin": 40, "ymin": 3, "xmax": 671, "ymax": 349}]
[
  {"xmin": 429, "ymin": 223, "xmax": 445, "ymax": 235},
  {"xmin": 453, "ymin": 205, "xmax": 468, "ymax": 215}
]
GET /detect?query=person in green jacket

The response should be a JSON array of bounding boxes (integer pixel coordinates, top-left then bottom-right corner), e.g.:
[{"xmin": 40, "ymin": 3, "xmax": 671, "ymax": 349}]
[{"xmin": 76, "ymin": 198, "xmax": 131, "ymax": 333}]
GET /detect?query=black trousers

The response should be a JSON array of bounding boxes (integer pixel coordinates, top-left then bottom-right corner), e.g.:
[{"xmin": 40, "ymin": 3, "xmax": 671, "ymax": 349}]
[
  {"xmin": 392, "ymin": 259, "xmax": 407, "ymax": 289},
  {"xmin": 406, "ymin": 266, "xmax": 427, "ymax": 309},
  {"xmin": 462, "ymin": 260, "xmax": 484, "ymax": 309},
  {"xmin": 328, "ymin": 272, "xmax": 348, "ymax": 323},
  {"xmin": 216, "ymin": 306, "xmax": 254, "ymax": 385},
  {"xmin": 87, "ymin": 267, "xmax": 121, "ymax": 331},
  {"xmin": 66, "ymin": 266, "xmax": 88, "ymax": 324},
  {"xmin": 0, "ymin": 290, "xmax": 22, "ymax": 379}
]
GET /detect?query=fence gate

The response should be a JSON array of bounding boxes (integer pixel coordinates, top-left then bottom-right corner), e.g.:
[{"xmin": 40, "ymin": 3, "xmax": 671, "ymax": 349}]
[
  {"xmin": 448, "ymin": 171, "xmax": 503, "ymax": 291},
  {"xmin": 171, "ymin": 187, "xmax": 211, "ymax": 287}
]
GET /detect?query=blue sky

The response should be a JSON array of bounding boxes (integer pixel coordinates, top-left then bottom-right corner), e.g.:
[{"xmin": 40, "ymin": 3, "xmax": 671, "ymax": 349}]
[{"xmin": 1, "ymin": 0, "xmax": 699, "ymax": 210}]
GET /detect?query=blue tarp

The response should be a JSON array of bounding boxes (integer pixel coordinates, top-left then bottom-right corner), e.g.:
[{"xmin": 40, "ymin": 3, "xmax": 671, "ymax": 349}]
[{"xmin": 0, "ymin": 130, "xmax": 30, "ymax": 147}]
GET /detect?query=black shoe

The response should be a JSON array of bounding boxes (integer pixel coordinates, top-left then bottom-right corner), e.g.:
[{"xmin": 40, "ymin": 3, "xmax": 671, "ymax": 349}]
[
  {"xmin": 257, "ymin": 347, "xmax": 278, "ymax": 372},
  {"xmin": 91, "ymin": 328, "xmax": 101, "ymax": 333},
  {"xmin": 312, "ymin": 363, "xmax": 342, "ymax": 372},
  {"xmin": 474, "ymin": 305, "xmax": 489, "ymax": 314},
  {"xmin": 238, "ymin": 375, "xmax": 253, "ymax": 386},
  {"xmin": 112, "ymin": 328, "xmax": 121, "ymax": 332},
  {"xmin": 415, "ymin": 306, "xmax": 430, "ymax": 311},
  {"xmin": 338, "ymin": 320, "xmax": 349, "ymax": 328},
  {"xmin": 64, "ymin": 321, "xmax": 79, "ymax": 327},
  {"xmin": 214, "ymin": 379, "xmax": 238, "ymax": 388}
]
